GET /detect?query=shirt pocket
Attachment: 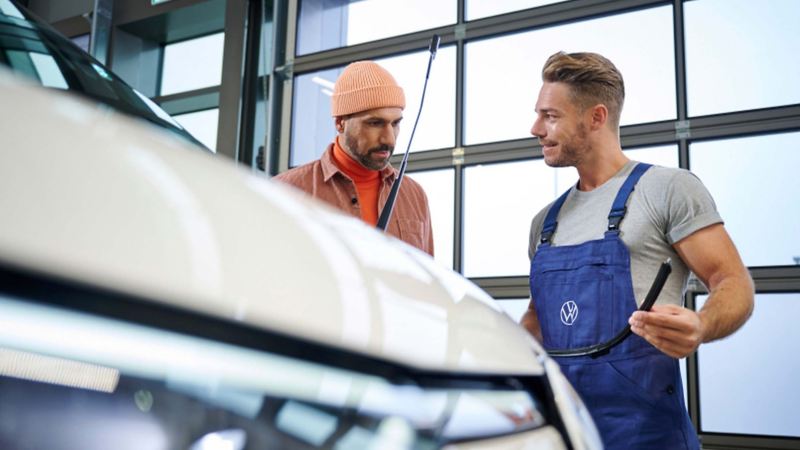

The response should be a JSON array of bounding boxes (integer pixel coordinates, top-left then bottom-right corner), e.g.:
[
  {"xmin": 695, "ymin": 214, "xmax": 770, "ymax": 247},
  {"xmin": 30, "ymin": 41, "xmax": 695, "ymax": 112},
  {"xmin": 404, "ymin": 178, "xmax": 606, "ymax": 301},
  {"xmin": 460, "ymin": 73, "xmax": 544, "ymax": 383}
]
[{"xmin": 396, "ymin": 218, "xmax": 425, "ymax": 249}]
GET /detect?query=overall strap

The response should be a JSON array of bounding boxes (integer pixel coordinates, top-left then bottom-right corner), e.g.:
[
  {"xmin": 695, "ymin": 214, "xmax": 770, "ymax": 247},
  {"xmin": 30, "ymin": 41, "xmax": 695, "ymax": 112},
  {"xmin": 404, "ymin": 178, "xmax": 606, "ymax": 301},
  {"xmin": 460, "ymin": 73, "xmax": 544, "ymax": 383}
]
[
  {"xmin": 607, "ymin": 163, "xmax": 652, "ymax": 231},
  {"xmin": 540, "ymin": 187, "xmax": 572, "ymax": 245}
]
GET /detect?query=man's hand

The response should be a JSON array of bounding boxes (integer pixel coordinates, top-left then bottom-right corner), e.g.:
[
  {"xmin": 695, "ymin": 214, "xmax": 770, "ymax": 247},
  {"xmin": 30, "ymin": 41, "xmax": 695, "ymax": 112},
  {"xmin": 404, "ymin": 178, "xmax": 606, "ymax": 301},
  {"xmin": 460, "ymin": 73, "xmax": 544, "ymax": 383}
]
[{"xmin": 629, "ymin": 304, "xmax": 706, "ymax": 358}]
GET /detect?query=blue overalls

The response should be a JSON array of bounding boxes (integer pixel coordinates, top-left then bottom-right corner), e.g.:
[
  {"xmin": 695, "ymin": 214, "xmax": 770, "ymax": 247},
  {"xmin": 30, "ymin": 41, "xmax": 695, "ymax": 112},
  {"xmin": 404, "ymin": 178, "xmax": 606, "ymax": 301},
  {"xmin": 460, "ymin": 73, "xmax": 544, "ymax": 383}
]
[{"xmin": 530, "ymin": 163, "xmax": 699, "ymax": 450}]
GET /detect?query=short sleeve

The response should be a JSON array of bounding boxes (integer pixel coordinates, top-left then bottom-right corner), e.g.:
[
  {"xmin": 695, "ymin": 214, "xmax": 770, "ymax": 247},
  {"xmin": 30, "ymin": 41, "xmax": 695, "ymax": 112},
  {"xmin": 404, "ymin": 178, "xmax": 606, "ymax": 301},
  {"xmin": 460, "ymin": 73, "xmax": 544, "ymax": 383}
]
[{"xmin": 665, "ymin": 170, "xmax": 723, "ymax": 244}]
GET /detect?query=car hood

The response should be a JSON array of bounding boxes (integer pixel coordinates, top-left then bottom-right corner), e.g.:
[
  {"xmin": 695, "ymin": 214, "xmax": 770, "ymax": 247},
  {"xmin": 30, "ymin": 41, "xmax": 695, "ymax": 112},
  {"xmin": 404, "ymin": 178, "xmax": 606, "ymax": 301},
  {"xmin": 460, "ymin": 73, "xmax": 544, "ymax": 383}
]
[{"xmin": 0, "ymin": 69, "xmax": 544, "ymax": 375}]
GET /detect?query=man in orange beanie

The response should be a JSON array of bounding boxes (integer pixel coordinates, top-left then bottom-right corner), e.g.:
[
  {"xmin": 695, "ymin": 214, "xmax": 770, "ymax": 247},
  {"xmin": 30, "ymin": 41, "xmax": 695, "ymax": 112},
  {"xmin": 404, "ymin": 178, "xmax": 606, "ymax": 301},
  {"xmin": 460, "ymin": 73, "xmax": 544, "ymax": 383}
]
[{"xmin": 274, "ymin": 61, "xmax": 434, "ymax": 256}]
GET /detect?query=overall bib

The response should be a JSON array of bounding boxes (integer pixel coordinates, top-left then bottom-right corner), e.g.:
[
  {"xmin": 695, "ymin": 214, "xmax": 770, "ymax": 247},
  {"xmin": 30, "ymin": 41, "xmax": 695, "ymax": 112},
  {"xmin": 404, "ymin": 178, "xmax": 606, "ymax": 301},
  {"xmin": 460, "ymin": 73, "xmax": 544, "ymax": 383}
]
[{"xmin": 530, "ymin": 163, "xmax": 699, "ymax": 450}]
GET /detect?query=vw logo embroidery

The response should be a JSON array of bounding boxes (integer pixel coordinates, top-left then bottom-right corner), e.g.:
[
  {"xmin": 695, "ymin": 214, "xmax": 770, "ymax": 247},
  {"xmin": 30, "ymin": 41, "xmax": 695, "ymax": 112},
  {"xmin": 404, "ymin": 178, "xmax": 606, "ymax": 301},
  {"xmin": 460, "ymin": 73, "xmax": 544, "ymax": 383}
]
[{"xmin": 560, "ymin": 300, "xmax": 579, "ymax": 325}]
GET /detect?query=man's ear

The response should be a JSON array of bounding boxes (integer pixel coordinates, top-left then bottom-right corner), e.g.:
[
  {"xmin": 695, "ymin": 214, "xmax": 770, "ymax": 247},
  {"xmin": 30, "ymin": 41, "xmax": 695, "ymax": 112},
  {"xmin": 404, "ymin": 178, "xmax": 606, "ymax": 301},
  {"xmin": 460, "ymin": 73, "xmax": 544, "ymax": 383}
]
[
  {"xmin": 335, "ymin": 116, "xmax": 346, "ymax": 133},
  {"xmin": 588, "ymin": 104, "xmax": 608, "ymax": 131}
]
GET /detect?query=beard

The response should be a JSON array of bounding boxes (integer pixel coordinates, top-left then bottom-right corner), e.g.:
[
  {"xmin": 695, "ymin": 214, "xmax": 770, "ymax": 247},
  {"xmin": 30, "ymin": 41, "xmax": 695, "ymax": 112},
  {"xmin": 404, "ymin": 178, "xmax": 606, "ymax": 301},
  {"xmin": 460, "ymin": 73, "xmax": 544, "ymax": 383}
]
[
  {"xmin": 344, "ymin": 133, "xmax": 394, "ymax": 171},
  {"xmin": 543, "ymin": 123, "xmax": 589, "ymax": 168}
]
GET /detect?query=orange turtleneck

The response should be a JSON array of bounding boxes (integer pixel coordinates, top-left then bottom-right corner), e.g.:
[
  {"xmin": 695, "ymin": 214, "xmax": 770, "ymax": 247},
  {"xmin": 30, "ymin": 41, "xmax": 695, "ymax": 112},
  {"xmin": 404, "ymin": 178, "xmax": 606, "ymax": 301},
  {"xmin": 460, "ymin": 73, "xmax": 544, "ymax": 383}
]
[{"xmin": 331, "ymin": 138, "xmax": 381, "ymax": 225}]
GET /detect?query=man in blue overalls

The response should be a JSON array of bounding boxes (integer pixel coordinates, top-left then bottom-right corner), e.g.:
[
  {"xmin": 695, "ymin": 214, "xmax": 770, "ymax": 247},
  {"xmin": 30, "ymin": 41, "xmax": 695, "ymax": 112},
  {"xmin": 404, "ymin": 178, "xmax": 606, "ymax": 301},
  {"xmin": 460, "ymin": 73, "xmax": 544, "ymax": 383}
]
[{"xmin": 522, "ymin": 52, "xmax": 754, "ymax": 449}]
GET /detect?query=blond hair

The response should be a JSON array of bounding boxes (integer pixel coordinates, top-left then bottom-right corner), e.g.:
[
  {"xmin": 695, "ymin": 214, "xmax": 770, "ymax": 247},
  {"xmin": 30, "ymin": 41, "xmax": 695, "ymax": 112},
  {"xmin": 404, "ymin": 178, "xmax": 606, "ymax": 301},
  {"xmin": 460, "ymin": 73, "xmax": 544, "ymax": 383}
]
[{"xmin": 542, "ymin": 51, "xmax": 625, "ymax": 128}]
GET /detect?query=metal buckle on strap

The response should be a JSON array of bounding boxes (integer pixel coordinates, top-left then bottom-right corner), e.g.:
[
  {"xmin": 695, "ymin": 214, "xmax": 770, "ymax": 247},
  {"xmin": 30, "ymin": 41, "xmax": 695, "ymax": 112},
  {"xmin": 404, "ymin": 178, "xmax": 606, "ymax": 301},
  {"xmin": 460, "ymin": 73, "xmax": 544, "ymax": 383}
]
[
  {"xmin": 540, "ymin": 225, "xmax": 556, "ymax": 244},
  {"xmin": 607, "ymin": 208, "xmax": 626, "ymax": 231}
]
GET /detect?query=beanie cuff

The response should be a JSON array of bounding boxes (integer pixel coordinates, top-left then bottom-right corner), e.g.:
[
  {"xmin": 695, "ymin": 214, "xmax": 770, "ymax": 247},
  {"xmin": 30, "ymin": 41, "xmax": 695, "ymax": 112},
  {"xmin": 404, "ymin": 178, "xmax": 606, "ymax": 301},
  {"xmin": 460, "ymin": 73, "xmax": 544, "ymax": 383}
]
[{"xmin": 331, "ymin": 85, "xmax": 405, "ymax": 117}]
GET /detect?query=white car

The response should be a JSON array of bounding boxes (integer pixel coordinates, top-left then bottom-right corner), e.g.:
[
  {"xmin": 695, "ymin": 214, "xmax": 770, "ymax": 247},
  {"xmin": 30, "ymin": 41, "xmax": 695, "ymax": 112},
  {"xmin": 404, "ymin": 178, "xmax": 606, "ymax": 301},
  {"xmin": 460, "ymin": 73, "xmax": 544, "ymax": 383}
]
[{"xmin": 0, "ymin": 3, "xmax": 601, "ymax": 449}]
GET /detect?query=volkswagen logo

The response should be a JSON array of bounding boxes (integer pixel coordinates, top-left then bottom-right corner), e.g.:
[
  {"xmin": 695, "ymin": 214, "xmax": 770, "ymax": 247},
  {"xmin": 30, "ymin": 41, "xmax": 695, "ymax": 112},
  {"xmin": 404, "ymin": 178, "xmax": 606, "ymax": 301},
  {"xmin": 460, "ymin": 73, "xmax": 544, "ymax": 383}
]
[{"xmin": 560, "ymin": 300, "xmax": 579, "ymax": 325}]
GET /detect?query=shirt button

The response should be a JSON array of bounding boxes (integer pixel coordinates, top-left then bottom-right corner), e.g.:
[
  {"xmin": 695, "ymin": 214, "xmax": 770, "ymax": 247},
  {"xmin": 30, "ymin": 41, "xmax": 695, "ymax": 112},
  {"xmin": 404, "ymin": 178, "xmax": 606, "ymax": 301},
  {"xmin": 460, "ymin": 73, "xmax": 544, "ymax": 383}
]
[{"xmin": 666, "ymin": 385, "xmax": 675, "ymax": 395}]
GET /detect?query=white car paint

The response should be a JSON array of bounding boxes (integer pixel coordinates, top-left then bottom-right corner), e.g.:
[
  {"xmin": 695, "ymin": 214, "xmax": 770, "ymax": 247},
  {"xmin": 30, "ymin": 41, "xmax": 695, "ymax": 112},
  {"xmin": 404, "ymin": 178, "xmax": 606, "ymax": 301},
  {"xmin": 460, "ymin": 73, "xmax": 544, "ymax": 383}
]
[
  {"xmin": 0, "ymin": 69, "xmax": 544, "ymax": 376},
  {"xmin": 0, "ymin": 64, "xmax": 606, "ymax": 448}
]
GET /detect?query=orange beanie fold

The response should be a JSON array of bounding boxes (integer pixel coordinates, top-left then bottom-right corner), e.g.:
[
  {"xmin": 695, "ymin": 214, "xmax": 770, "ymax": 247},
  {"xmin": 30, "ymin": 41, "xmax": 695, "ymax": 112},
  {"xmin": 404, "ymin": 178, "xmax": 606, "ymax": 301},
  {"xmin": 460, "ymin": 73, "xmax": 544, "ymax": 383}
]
[{"xmin": 331, "ymin": 61, "xmax": 405, "ymax": 117}]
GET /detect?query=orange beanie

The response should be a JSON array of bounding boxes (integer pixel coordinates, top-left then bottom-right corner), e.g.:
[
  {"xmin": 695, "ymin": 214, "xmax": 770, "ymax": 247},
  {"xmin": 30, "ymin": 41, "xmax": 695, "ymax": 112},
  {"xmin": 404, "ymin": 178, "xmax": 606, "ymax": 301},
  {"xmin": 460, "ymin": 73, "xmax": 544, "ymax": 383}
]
[{"xmin": 331, "ymin": 61, "xmax": 405, "ymax": 117}]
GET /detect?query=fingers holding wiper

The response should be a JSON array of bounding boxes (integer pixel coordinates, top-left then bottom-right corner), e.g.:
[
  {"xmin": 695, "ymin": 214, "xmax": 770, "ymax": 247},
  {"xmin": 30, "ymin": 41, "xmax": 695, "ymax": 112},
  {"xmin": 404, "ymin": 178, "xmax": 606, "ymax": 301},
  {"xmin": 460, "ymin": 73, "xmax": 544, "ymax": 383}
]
[{"xmin": 629, "ymin": 304, "xmax": 705, "ymax": 358}]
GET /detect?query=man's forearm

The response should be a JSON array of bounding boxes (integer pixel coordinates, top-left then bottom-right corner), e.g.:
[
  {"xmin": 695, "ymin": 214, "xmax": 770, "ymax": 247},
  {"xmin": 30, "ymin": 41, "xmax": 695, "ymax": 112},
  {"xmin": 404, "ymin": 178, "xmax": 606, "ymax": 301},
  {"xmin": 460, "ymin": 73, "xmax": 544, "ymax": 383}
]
[{"xmin": 698, "ymin": 269, "xmax": 755, "ymax": 343}]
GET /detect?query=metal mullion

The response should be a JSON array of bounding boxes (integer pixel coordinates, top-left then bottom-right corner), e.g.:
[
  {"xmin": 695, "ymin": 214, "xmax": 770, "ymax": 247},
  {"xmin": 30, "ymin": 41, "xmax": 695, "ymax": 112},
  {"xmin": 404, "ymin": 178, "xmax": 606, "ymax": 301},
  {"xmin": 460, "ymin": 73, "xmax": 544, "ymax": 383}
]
[
  {"xmin": 673, "ymin": 0, "xmax": 688, "ymax": 121},
  {"xmin": 453, "ymin": 165, "xmax": 464, "ymax": 273},
  {"xmin": 471, "ymin": 276, "xmax": 530, "ymax": 299},
  {"xmin": 675, "ymin": 0, "xmax": 689, "ymax": 170},
  {"xmin": 266, "ymin": 0, "xmax": 290, "ymax": 176},
  {"xmin": 237, "ymin": 0, "xmax": 263, "ymax": 168},
  {"xmin": 749, "ymin": 266, "xmax": 800, "ymax": 286},
  {"xmin": 452, "ymin": 1, "xmax": 466, "ymax": 274},
  {"xmin": 700, "ymin": 434, "xmax": 800, "ymax": 450},
  {"xmin": 685, "ymin": 106, "xmax": 800, "ymax": 142},
  {"xmin": 276, "ymin": 0, "xmax": 298, "ymax": 173},
  {"xmin": 679, "ymin": 139, "xmax": 690, "ymax": 170},
  {"xmin": 620, "ymin": 120, "xmax": 685, "ymax": 148},
  {"xmin": 685, "ymin": 291, "xmax": 701, "ymax": 438},
  {"xmin": 152, "ymin": 85, "xmax": 220, "ymax": 104}
]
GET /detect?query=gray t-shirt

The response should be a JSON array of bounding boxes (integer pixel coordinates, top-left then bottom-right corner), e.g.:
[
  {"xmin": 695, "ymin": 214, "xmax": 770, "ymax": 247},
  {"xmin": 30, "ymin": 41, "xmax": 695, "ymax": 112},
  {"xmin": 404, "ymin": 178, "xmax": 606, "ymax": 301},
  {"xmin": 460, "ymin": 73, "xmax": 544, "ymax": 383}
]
[{"xmin": 528, "ymin": 161, "xmax": 723, "ymax": 307}]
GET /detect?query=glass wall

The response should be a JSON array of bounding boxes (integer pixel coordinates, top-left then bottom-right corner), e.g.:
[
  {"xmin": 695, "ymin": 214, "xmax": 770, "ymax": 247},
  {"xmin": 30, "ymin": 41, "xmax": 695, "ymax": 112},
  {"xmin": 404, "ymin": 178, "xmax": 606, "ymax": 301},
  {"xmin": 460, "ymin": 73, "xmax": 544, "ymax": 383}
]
[
  {"xmin": 408, "ymin": 168, "xmax": 455, "ymax": 270},
  {"xmin": 296, "ymin": 0, "xmax": 456, "ymax": 55},
  {"xmin": 464, "ymin": 5, "xmax": 675, "ymax": 144},
  {"xmin": 684, "ymin": 0, "xmax": 800, "ymax": 116},
  {"xmin": 466, "ymin": 1, "xmax": 566, "ymax": 20},
  {"xmin": 281, "ymin": 1, "xmax": 800, "ymax": 446},
  {"xmin": 157, "ymin": 32, "xmax": 226, "ymax": 152},
  {"xmin": 690, "ymin": 132, "xmax": 800, "ymax": 268},
  {"xmin": 696, "ymin": 293, "xmax": 800, "ymax": 438},
  {"xmin": 160, "ymin": 32, "xmax": 225, "ymax": 96}
]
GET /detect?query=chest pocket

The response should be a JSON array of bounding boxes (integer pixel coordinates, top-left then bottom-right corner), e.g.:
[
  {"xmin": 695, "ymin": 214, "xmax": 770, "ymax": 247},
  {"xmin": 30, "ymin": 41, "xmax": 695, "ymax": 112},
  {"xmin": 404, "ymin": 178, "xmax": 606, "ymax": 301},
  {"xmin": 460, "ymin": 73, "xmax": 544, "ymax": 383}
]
[
  {"xmin": 396, "ymin": 218, "xmax": 425, "ymax": 249},
  {"xmin": 532, "ymin": 256, "xmax": 619, "ymax": 349}
]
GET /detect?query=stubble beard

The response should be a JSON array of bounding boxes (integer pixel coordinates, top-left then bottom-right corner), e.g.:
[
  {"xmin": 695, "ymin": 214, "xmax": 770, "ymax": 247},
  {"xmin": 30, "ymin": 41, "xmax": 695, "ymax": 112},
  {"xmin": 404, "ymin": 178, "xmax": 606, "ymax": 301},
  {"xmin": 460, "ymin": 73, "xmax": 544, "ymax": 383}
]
[
  {"xmin": 545, "ymin": 123, "xmax": 589, "ymax": 168},
  {"xmin": 344, "ymin": 133, "xmax": 394, "ymax": 171}
]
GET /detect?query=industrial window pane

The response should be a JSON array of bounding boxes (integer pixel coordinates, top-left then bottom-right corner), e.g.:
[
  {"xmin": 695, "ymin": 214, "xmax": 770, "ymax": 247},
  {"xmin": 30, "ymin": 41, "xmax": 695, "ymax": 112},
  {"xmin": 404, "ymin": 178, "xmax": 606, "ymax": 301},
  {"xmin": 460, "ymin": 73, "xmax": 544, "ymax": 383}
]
[
  {"xmin": 685, "ymin": 0, "xmax": 800, "ymax": 116},
  {"xmin": 160, "ymin": 32, "xmax": 224, "ymax": 96},
  {"xmin": 174, "ymin": 108, "xmax": 219, "ymax": 152},
  {"xmin": 624, "ymin": 144, "xmax": 679, "ymax": 168},
  {"xmin": 290, "ymin": 47, "xmax": 456, "ymax": 167},
  {"xmin": 690, "ymin": 132, "xmax": 800, "ymax": 267},
  {"xmin": 296, "ymin": 0, "xmax": 456, "ymax": 56},
  {"xmin": 496, "ymin": 298, "xmax": 530, "ymax": 323},
  {"xmin": 463, "ymin": 160, "xmax": 574, "ymax": 277},
  {"xmin": 464, "ymin": 5, "xmax": 675, "ymax": 145},
  {"xmin": 408, "ymin": 169, "xmax": 455, "ymax": 270},
  {"xmin": 697, "ymin": 293, "xmax": 800, "ymax": 437},
  {"xmin": 466, "ymin": 0, "xmax": 566, "ymax": 20}
]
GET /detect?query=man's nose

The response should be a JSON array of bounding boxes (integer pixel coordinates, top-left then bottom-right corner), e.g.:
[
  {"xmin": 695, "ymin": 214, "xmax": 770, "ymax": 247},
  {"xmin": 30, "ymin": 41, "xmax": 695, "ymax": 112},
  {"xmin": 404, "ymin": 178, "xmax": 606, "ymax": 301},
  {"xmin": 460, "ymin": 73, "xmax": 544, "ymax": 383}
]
[
  {"xmin": 530, "ymin": 117, "xmax": 544, "ymax": 138},
  {"xmin": 380, "ymin": 124, "xmax": 397, "ymax": 147}
]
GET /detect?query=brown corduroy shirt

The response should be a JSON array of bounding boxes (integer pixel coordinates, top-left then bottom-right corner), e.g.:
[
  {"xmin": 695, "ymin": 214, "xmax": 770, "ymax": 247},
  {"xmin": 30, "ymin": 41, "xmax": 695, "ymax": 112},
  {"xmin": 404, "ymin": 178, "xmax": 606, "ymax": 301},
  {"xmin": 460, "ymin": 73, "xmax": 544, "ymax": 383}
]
[{"xmin": 274, "ymin": 143, "xmax": 434, "ymax": 256}]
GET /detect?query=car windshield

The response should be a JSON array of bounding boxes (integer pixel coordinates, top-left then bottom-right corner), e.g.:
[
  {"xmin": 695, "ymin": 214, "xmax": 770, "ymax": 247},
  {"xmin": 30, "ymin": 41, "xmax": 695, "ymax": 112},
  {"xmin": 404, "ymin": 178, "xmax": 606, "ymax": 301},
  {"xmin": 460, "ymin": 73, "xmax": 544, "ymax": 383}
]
[
  {"xmin": 0, "ymin": 266, "xmax": 560, "ymax": 450},
  {"xmin": 0, "ymin": 0, "xmax": 206, "ymax": 149}
]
